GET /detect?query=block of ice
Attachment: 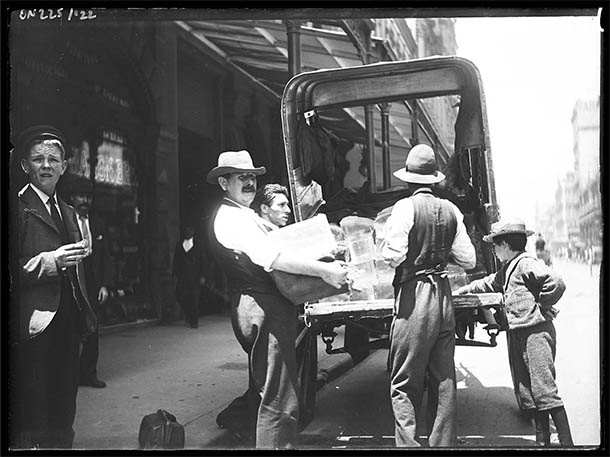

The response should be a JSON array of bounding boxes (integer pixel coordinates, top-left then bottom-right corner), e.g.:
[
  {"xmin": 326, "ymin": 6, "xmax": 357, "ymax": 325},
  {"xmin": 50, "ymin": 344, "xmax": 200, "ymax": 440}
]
[
  {"xmin": 340, "ymin": 216, "xmax": 374, "ymax": 239},
  {"xmin": 347, "ymin": 236, "xmax": 376, "ymax": 263},
  {"xmin": 267, "ymin": 213, "xmax": 337, "ymax": 260}
]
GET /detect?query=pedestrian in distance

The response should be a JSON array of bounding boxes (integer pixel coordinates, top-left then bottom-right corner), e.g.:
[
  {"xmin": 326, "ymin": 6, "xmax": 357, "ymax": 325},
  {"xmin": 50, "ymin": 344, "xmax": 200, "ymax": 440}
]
[
  {"xmin": 586, "ymin": 245, "xmax": 594, "ymax": 277},
  {"xmin": 456, "ymin": 218, "xmax": 573, "ymax": 447},
  {"xmin": 206, "ymin": 150, "xmax": 348, "ymax": 449},
  {"xmin": 67, "ymin": 175, "xmax": 110, "ymax": 388},
  {"xmin": 11, "ymin": 125, "xmax": 97, "ymax": 449},
  {"xmin": 382, "ymin": 144, "xmax": 476, "ymax": 447},
  {"xmin": 535, "ymin": 233, "xmax": 552, "ymax": 267},
  {"xmin": 172, "ymin": 222, "xmax": 203, "ymax": 328}
]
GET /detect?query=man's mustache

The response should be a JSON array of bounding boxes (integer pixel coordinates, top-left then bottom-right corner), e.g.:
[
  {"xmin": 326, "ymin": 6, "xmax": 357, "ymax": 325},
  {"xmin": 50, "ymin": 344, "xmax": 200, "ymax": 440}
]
[{"xmin": 243, "ymin": 186, "xmax": 256, "ymax": 192}]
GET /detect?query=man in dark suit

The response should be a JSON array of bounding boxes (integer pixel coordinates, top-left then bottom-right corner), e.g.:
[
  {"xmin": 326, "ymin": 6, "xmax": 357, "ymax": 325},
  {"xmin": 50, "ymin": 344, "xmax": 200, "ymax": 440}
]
[
  {"xmin": 11, "ymin": 125, "xmax": 97, "ymax": 449},
  {"xmin": 68, "ymin": 176, "xmax": 110, "ymax": 388}
]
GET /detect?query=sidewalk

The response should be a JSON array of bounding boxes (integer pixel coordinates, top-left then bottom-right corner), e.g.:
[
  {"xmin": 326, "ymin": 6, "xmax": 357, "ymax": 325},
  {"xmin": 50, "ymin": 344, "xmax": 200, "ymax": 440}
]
[{"xmin": 72, "ymin": 314, "xmax": 355, "ymax": 450}]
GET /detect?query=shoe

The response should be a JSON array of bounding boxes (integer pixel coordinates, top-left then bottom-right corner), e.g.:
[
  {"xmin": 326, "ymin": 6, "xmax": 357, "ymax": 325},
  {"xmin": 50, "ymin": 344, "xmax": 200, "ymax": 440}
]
[{"xmin": 80, "ymin": 378, "xmax": 107, "ymax": 388}]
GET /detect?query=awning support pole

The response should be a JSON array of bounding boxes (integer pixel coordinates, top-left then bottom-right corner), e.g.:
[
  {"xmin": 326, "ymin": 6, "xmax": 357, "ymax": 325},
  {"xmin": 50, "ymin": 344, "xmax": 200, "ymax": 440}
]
[
  {"xmin": 380, "ymin": 102, "xmax": 391, "ymax": 189},
  {"xmin": 340, "ymin": 19, "xmax": 377, "ymax": 192},
  {"xmin": 410, "ymin": 101, "xmax": 419, "ymax": 145},
  {"xmin": 285, "ymin": 20, "xmax": 304, "ymax": 77}
]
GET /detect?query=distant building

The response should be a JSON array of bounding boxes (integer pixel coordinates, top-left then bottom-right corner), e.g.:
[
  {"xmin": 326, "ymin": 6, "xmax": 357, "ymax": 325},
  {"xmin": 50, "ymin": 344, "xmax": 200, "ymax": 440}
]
[
  {"xmin": 572, "ymin": 98, "xmax": 601, "ymax": 251},
  {"xmin": 548, "ymin": 172, "xmax": 580, "ymax": 256},
  {"xmin": 538, "ymin": 98, "xmax": 600, "ymax": 258},
  {"xmin": 572, "ymin": 98, "xmax": 600, "ymax": 184}
]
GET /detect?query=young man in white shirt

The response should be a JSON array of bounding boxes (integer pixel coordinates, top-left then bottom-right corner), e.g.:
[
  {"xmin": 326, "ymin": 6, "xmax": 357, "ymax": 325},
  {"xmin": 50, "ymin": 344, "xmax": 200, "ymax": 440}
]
[{"xmin": 252, "ymin": 183, "xmax": 292, "ymax": 230}]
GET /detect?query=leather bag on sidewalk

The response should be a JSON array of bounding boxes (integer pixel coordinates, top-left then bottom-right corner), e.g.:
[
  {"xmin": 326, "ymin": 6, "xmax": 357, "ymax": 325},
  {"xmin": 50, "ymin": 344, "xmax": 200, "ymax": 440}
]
[{"xmin": 138, "ymin": 409, "xmax": 185, "ymax": 449}]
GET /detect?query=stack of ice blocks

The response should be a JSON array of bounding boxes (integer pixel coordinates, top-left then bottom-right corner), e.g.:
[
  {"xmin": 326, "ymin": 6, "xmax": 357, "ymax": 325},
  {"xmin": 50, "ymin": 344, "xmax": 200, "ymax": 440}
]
[{"xmin": 340, "ymin": 216, "xmax": 378, "ymax": 301}]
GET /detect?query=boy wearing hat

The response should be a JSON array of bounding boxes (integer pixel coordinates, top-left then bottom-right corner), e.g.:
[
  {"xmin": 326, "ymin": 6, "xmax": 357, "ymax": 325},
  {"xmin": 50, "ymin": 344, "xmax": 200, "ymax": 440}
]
[
  {"xmin": 455, "ymin": 218, "xmax": 573, "ymax": 446},
  {"xmin": 206, "ymin": 150, "xmax": 348, "ymax": 449},
  {"xmin": 382, "ymin": 144, "xmax": 476, "ymax": 447},
  {"xmin": 12, "ymin": 125, "xmax": 96, "ymax": 448}
]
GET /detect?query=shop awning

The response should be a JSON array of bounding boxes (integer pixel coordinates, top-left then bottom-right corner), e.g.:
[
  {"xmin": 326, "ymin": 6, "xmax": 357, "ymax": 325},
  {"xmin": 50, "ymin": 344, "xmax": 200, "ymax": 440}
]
[{"xmin": 175, "ymin": 19, "xmax": 415, "ymax": 151}]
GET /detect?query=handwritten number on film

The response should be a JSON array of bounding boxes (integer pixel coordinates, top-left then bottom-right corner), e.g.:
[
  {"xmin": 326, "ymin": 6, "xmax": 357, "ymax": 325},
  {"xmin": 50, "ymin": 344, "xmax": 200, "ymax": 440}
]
[{"xmin": 19, "ymin": 9, "xmax": 97, "ymax": 21}]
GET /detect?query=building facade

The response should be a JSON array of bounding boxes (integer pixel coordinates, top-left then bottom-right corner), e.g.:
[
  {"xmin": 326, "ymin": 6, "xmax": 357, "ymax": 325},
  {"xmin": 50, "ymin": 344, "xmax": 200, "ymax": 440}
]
[
  {"xmin": 572, "ymin": 98, "xmax": 602, "ymax": 253},
  {"xmin": 9, "ymin": 11, "xmax": 459, "ymax": 325},
  {"xmin": 536, "ymin": 97, "xmax": 601, "ymax": 259}
]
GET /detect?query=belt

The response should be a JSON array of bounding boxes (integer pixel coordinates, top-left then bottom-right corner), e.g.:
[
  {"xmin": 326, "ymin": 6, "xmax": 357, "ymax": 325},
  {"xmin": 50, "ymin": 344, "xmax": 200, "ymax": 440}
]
[{"xmin": 401, "ymin": 263, "xmax": 449, "ymax": 284}]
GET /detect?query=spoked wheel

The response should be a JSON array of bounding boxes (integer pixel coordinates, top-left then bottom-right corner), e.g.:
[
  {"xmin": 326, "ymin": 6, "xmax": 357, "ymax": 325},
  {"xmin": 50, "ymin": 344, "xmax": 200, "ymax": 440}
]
[{"xmin": 295, "ymin": 322, "xmax": 318, "ymax": 429}]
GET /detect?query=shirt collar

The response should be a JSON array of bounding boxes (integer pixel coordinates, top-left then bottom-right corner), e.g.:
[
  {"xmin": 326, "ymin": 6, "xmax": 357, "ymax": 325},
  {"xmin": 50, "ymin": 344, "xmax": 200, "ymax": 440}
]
[
  {"xmin": 412, "ymin": 187, "xmax": 434, "ymax": 196},
  {"xmin": 223, "ymin": 196, "xmax": 255, "ymax": 213},
  {"xmin": 260, "ymin": 218, "xmax": 278, "ymax": 232},
  {"xmin": 29, "ymin": 183, "xmax": 58, "ymax": 207}
]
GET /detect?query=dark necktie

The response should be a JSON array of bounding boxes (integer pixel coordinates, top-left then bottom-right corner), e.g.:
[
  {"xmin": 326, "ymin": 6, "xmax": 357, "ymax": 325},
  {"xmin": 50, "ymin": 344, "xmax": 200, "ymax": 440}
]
[
  {"xmin": 48, "ymin": 195, "xmax": 69, "ymax": 244},
  {"xmin": 48, "ymin": 195, "xmax": 82, "ymax": 305}
]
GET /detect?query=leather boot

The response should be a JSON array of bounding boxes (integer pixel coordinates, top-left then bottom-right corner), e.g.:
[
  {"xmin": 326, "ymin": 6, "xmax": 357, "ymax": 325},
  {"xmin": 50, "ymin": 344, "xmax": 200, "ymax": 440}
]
[
  {"xmin": 534, "ymin": 410, "xmax": 550, "ymax": 446},
  {"xmin": 550, "ymin": 406, "xmax": 574, "ymax": 446}
]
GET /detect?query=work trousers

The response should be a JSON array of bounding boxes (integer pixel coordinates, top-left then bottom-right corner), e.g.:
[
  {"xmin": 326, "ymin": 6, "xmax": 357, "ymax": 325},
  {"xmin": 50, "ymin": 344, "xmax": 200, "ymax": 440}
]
[
  {"xmin": 507, "ymin": 320, "xmax": 564, "ymax": 411},
  {"xmin": 389, "ymin": 275, "xmax": 457, "ymax": 447},
  {"xmin": 12, "ymin": 278, "xmax": 82, "ymax": 449},
  {"xmin": 230, "ymin": 291, "xmax": 299, "ymax": 449}
]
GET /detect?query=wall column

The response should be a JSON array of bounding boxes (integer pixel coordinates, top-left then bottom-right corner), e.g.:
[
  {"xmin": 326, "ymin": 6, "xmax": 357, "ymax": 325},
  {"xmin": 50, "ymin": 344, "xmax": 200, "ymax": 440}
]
[{"xmin": 150, "ymin": 24, "xmax": 180, "ymax": 322}]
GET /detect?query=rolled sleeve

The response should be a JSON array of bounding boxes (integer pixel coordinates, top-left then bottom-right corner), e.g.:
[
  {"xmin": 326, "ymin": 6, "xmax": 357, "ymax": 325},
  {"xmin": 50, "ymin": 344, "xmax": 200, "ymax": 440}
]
[
  {"xmin": 449, "ymin": 203, "xmax": 476, "ymax": 270},
  {"xmin": 214, "ymin": 205, "xmax": 281, "ymax": 271},
  {"xmin": 381, "ymin": 199, "xmax": 414, "ymax": 268}
]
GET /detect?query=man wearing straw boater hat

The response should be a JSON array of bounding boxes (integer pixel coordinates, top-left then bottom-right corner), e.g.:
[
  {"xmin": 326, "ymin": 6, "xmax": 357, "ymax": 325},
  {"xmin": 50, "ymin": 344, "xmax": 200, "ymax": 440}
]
[
  {"xmin": 206, "ymin": 150, "xmax": 348, "ymax": 449},
  {"xmin": 381, "ymin": 144, "xmax": 476, "ymax": 447},
  {"xmin": 456, "ymin": 218, "xmax": 572, "ymax": 447}
]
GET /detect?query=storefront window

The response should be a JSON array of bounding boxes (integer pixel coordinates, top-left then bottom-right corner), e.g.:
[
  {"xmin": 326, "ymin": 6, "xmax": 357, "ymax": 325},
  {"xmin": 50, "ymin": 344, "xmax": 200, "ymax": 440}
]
[
  {"xmin": 12, "ymin": 25, "xmax": 157, "ymax": 326},
  {"xmin": 63, "ymin": 126, "xmax": 147, "ymax": 325},
  {"xmin": 95, "ymin": 131, "xmax": 136, "ymax": 189}
]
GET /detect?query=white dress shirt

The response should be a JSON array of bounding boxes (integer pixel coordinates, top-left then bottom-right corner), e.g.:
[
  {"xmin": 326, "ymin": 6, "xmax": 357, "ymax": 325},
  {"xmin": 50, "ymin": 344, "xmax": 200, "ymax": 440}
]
[
  {"xmin": 21, "ymin": 183, "xmax": 62, "ymax": 219},
  {"xmin": 214, "ymin": 198, "xmax": 281, "ymax": 271},
  {"xmin": 382, "ymin": 189, "xmax": 476, "ymax": 270},
  {"xmin": 78, "ymin": 214, "xmax": 93, "ymax": 255},
  {"xmin": 182, "ymin": 237, "xmax": 194, "ymax": 253}
]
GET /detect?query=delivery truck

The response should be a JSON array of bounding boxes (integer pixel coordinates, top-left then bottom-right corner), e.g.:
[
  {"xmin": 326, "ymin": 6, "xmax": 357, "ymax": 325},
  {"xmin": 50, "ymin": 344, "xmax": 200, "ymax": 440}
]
[{"xmin": 275, "ymin": 56, "xmax": 506, "ymax": 425}]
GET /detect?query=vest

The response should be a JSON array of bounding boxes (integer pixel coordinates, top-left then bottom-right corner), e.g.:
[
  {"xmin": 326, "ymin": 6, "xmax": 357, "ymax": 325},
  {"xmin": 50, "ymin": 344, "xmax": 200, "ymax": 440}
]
[
  {"xmin": 392, "ymin": 189, "xmax": 458, "ymax": 288},
  {"xmin": 207, "ymin": 199, "xmax": 281, "ymax": 296}
]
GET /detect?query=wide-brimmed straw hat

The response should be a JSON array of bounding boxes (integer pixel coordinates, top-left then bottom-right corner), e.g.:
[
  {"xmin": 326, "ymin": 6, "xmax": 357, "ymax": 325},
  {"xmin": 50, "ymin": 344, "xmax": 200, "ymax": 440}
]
[
  {"xmin": 393, "ymin": 144, "xmax": 445, "ymax": 184},
  {"xmin": 482, "ymin": 218, "xmax": 535, "ymax": 242},
  {"xmin": 206, "ymin": 150, "xmax": 266, "ymax": 184}
]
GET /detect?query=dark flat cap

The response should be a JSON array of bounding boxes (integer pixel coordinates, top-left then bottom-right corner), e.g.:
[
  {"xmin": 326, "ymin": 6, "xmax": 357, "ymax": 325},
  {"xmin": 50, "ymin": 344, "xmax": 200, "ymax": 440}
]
[{"xmin": 15, "ymin": 125, "xmax": 67, "ymax": 158}]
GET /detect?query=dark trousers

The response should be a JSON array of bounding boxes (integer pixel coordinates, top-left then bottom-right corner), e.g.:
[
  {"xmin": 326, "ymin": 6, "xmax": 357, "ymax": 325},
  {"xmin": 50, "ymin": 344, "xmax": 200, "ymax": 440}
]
[
  {"xmin": 389, "ymin": 275, "xmax": 456, "ymax": 447},
  {"xmin": 230, "ymin": 292, "xmax": 299, "ymax": 449},
  {"xmin": 80, "ymin": 328, "xmax": 100, "ymax": 382},
  {"xmin": 177, "ymin": 286, "xmax": 200, "ymax": 326},
  {"xmin": 12, "ymin": 278, "xmax": 82, "ymax": 449}
]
